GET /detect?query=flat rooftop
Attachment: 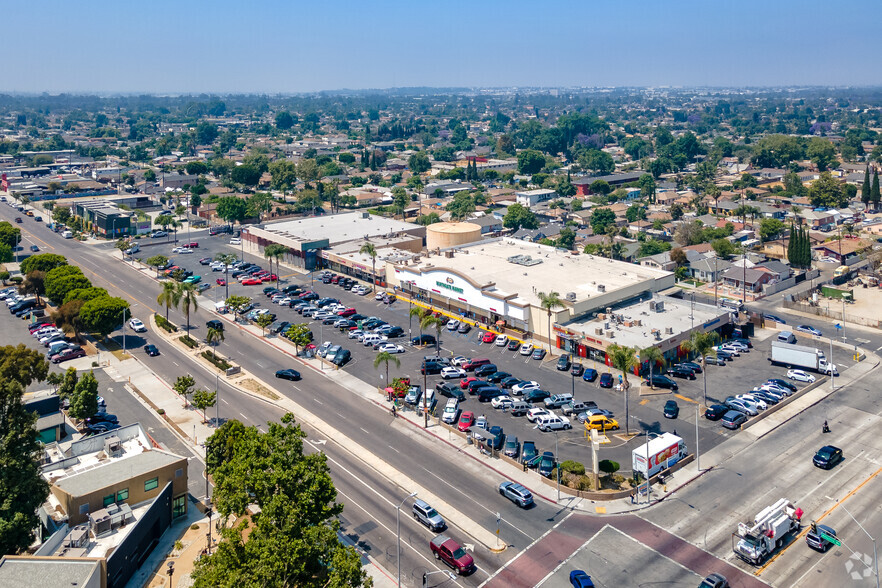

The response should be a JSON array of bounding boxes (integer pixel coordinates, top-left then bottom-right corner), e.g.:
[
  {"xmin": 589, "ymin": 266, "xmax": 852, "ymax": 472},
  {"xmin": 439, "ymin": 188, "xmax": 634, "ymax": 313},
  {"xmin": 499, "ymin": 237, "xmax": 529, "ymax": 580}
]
[
  {"xmin": 0, "ymin": 558, "xmax": 102, "ymax": 588},
  {"xmin": 406, "ymin": 239, "xmax": 672, "ymax": 309},
  {"xmin": 261, "ymin": 211, "xmax": 423, "ymax": 245},
  {"xmin": 564, "ymin": 295, "xmax": 731, "ymax": 349}
]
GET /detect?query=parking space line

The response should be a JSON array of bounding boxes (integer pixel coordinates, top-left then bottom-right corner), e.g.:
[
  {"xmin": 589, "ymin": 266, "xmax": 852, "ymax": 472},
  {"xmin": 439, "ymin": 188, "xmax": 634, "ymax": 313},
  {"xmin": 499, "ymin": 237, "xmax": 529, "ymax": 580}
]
[{"xmin": 674, "ymin": 393, "xmax": 697, "ymax": 404}]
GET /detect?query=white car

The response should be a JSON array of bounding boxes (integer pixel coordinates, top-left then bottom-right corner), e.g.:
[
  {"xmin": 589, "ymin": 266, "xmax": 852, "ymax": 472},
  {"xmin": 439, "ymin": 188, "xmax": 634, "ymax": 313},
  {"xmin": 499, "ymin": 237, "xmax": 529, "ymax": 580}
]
[
  {"xmin": 377, "ymin": 343, "xmax": 405, "ymax": 354},
  {"xmin": 128, "ymin": 318, "xmax": 147, "ymax": 332},
  {"xmin": 441, "ymin": 401, "xmax": 460, "ymax": 424},
  {"xmin": 512, "ymin": 380, "xmax": 540, "ymax": 395},
  {"xmin": 725, "ymin": 341, "xmax": 748, "ymax": 352},
  {"xmin": 787, "ymin": 369, "xmax": 816, "ymax": 383},
  {"xmin": 714, "ymin": 344, "xmax": 740, "ymax": 356},
  {"xmin": 348, "ymin": 329, "xmax": 363, "ymax": 340},
  {"xmin": 172, "ymin": 247, "xmax": 184, "ymax": 253},
  {"xmin": 491, "ymin": 395, "xmax": 514, "ymax": 409},
  {"xmin": 374, "ymin": 292, "xmax": 386, "ymax": 301},
  {"xmin": 519, "ymin": 343, "xmax": 534, "ymax": 356},
  {"xmin": 440, "ymin": 366, "xmax": 466, "ymax": 379},
  {"xmin": 526, "ymin": 407, "xmax": 552, "ymax": 422},
  {"xmin": 178, "ymin": 248, "xmax": 194, "ymax": 254},
  {"xmin": 230, "ymin": 238, "xmax": 241, "ymax": 245},
  {"xmin": 446, "ymin": 319, "xmax": 460, "ymax": 331},
  {"xmin": 494, "ymin": 334, "xmax": 508, "ymax": 347},
  {"xmin": 754, "ymin": 384, "xmax": 789, "ymax": 398},
  {"xmin": 736, "ymin": 394, "xmax": 768, "ymax": 410},
  {"xmin": 451, "ymin": 356, "xmax": 470, "ymax": 367}
]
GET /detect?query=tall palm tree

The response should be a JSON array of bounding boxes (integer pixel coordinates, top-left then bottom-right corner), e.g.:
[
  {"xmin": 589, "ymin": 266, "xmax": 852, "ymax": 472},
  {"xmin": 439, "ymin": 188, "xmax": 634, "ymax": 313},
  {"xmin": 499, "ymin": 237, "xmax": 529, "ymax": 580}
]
[
  {"xmin": 410, "ymin": 306, "xmax": 432, "ymax": 342},
  {"xmin": 420, "ymin": 315, "xmax": 445, "ymax": 356},
  {"xmin": 206, "ymin": 326, "xmax": 225, "ymax": 359},
  {"xmin": 271, "ymin": 245, "xmax": 288, "ymax": 283},
  {"xmin": 177, "ymin": 282, "xmax": 199, "ymax": 332},
  {"xmin": 157, "ymin": 281, "xmax": 180, "ymax": 321},
  {"xmin": 640, "ymin": 346, "xmax": 666, "ymax": 390},
  {"xmin": 214, "ymin": 252, "xmax": 238, "ymax": 299},
  {"xmin": 607, "ymin": 344, "xmax": 638, "ymax": 435},
  {"xmin": 373, "ymin": 351, "xmax": 400, "ymax": 388},
  {"xmin": 681, "ymin": 331, "xmax": 719, "ymax": 406},
  {"xmin": 359, "ymin": 242, "xmax": 378, "ymax": 286},
  {"xmin": 537, "ymin": 291, "xmax": 563, "ymax": 356}
]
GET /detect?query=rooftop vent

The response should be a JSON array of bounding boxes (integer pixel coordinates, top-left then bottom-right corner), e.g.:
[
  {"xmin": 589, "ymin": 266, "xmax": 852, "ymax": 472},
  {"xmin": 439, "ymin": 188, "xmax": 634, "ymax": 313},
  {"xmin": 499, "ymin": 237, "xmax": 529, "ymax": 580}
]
[{"xmin": 565, "ymin": 292, "xmax": 576, "ymax": 301}]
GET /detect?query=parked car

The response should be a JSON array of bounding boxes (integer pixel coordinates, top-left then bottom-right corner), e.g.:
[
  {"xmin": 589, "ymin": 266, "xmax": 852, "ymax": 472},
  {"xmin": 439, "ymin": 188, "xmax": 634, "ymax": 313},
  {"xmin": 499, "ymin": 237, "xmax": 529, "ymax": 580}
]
[
  {"xmin": 582, "ymin": 368, "xmax": 598, "ymax": 382},
  {"xmin": 457, "ymin": 411, "xmax": 475, "ymax": 432},
  {"xmin": 644, "ymin": 374, "xmax": 679, "ymax": 390},
  {"xmin": 704, "ymin": 354, "xmax": 727, "ymax": 366},
  {"xmin": 512, "ymin": 380, "xmax": 540, "ymax": 395},
  {"xmin": 441, "ymin": 366, "xmax": 466, "ymax": 379},
  {"xmin": 531, "ymin": 348, "xmax": 547, "ymax": 360},
  {"xmin": 767, "ymin": 378, "xmax": 798, "ymax": 392},
  {"xmin": 523, "ymin": 389, "xmax": 551, "ymax": 403},
  {"xmin": 457, "ymin": 323, "xmax": 472, "ymax": 334},
  {"xmin": 499, "ymin": 481, "xmax": 533, "ymax": 508},
  {"xmin": 538, "ymin": 452, "xmax": 556, "ymax": 477},
  {"xmin": 486, "ymin": 371, "xmax": 512, "ymax": 384},
  {"xmin": 519, "ymin": 343, "xmax": 533, "ymax": 356},
  {"xmin": 494, "ymin": 334, "xmax": 508, "ymax": 347},
  {"xmin": 52, "ymin": 347, "xmax": 86, "ymax": 363},
  {"xmin": 571, "ymin": 363, "xmax": 584, "ymax": 377},
  {"xmin": 412, "ymin": 334, "xmax": 436, "ymax": 346},
  {"xmin": 556, "ymin": 354, "xmax": 571, "ymax": 371},
  {"xmin": 503, "ymin": 436, "xmax": 520, "ymax": 458},
  {"xmin": 787, "ymin": 369, "xmax": 816, "ymax": 383},
  {"xmin": 721, "ymin": 410, "xmax": 748, "ymax": 429},
  {"xmin": 521, "ymin": 440, "xmax": 538, "ymax": 466},
  {"xmin": 666, "ymin": 366, "xmax": 696, "ymax": 380},
  {"xmin": 704, "ymin": 404, "xmax": 728, "ymax": 420}
]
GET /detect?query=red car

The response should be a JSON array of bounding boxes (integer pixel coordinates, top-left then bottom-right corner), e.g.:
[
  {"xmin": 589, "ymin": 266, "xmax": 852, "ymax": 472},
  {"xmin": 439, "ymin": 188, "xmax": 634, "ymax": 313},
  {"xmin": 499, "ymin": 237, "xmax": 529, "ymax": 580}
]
[
  {"xmin": 259, "ymin": 274, "xmax": 278, "ymax": 283},
  {"xmin": 52, "ymin": 348, "xmax": 86, "ymax": 363},
  {"xmin": 337, "ymin": 308, "xmax": 356, "ymax": 317},
  {"xmin": 183, "ymin": 242, "xmax": 199, "ymax": 248},
  {"xmin": 457, "ymin": 411, "xmax": 475, "ymax": 432},
  {"xmin": 242, "ymin": 278, "xmax": 262, "ymax": 285},
  {"xmin": 216, "ymin": 278, "xmax": 227, "ymax": 286},
  {"xmin": 29, "ymin": 322, "xmax": 55, "ymax": 334},
  {"xmin": 164, "ymin": 266, "xmax": 180, "ymax": 275},
  {"xmin": 430, "ymin": 535, "xmax": 475, "ymax": 575},
  {"xmin": 460, "ymin": 376, "xmax": 479, "ymax": 390},
  {"xmin": 481, "ymin": 331, "xmax": 496, "ymax": 343}
]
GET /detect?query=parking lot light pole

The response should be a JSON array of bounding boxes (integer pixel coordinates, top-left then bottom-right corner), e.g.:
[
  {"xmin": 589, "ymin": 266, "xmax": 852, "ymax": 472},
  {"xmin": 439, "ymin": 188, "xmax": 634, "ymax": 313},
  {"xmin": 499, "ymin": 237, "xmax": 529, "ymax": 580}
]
[
  {"xmin": 397, "ymin": 491, "xmax": 418, "ymax": 587},
  {"xmin": 555, "ymin": 431, "xmax": 560, "ymax": 502},
  {"xmin": 841, "ymin": 504, "xmax": 879, "ymax": 588},
  {"xmin": 695, "ymin": 403, "xmax": 700, "ymax": 472}
]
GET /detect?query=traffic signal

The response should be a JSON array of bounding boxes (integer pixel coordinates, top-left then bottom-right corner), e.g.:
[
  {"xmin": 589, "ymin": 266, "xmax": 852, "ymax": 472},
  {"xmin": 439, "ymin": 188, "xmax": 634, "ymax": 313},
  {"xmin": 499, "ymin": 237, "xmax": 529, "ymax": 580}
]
[
  {"xmin": 422, "ymin": 572, "xmax": 427, "ymax": 587},
  {"xmin": 810, "ymin": 521, "xmax": 818, "ymax": 535}
]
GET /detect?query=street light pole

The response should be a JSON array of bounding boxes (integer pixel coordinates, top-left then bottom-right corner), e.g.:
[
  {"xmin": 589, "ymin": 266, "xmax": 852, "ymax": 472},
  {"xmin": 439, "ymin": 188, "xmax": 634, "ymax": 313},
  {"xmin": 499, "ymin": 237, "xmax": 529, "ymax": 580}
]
[
  {"xmin": 215, "ymin": 373, "xmax": 220, "ymax": 427},
  {"xmin": 841, "ymin": 504, "xmax": 880, "ymax": 588},
  {"xmin": 397, "ymin": 491, "xmax": 417, "ymax": 587},
  {"xmin": 555, "ymin": 431, "xmax": 560, "ymax": 502},
  {"xmin": 695, "ymin": 403, "xmax": 700, "ymax": 472},
  {"xmin": 122, "ymin": 307, "xmax": 126, "ymax": 353}
]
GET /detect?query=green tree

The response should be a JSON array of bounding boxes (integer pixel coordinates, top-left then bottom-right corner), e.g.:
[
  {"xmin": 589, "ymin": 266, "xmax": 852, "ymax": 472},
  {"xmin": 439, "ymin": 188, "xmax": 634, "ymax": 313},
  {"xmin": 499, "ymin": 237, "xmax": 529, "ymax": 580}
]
[
  {"xmin": 174, "ymin": 375, "xmax": 196, "ymax": 403},
  {"xmin": 45, "ymin": 266, "xmax": 91, "ymax": 306},
  {"xmin": 638, "ymin": 174, "xmax": 657, "ymax": 203},
  {"xmin": 284, "ymin": 324, "xmax": 313, "ymax": 354},
  {"xmin": 186, "ymin": 161, "xmax": 209, "ymax": 176},
  {"xmin": 517, "ymin": 149, "xmax": 546, "ymax": 174},
  {"xmin": 19, "ymin": 271, "xmax": 46, "ymax": 304},
  {"xmin": 579, "ymin": 149, "xmax": 614, "ymax": 175},
  {"xmin": 445, "ymin": 192, "xmax": 476, "ymax": 221},
  {"xmin": 606, "ymin": 344, "xmax": 638, "ymax": 435},
  {"xmin": 872, "ymin": 169, "xmax": 881, "ymax": 211},
  {"xmin": 808, "ymin": 172, "xmax": 847, "ymax": 208},
  {"xmin": 216, "ymin": 196, "xmax": 248, "ymax": 226},
  {"xmin": 68, "ymin": 370, "xmax": 99, "ymax": 422},
  {"xmin": 373, "ymin": 351, "xmax": 400, "ymax": 387},
  {"xmin": 58, "ymin": 366, "xmax": 78, "ymax": 399},
  {"xmin": 194, "ymin": 415, "xmax": 368, "ymax": 588},
  {"xmin": 177, "ymin": 282, "xmax": 199, "ymax": 332},
  {"xmin": 207, "ymin": 326, "xmax": 225, "ymax": 359},
  {"xmin": 255, "ymin": 313, "xmax": 274, "ymax": 336},
  {"xmin": 408, "ymin": 151, "xmax": 431, "ymax": 174},
  {"xmin": 590, "ymin": 207, "xmax": 616, "ymax": 234},
  {"xmin": 0, "ymin": 221, "xmax": 21, "ymax": 249},
  {"xmin": 225, "ymin": 295, "xmax": 251, "ymax": 313},
  {"xmin": 681, "ymin": 331, "xmax": 718, "ymax": 405},
  {"xmin": 625, "ymin": 204, "xmax": 646, "ymax": 223},
  {"xmin": 862, "ymin": 165, "xmax": 872, "ymax": 207},
  {"xmin": 268, "ymin": 160, "xmax": 298, "ymax": 193},
  {"xmin": 503, "ymin": 203, "xmax": 539, "ymax": 231},
  {"xmin": 146, "ymin": 255, "xmax": 169, "ymax": 277},
  {"xmin": 79, "ymin": 296, "xmax": 130, "ymax": 339},
  {"xmin": 192, "ymin": 389, "xmax": 217, "ymax": 423},
  {"xmin": 247, "ymin": 192, "xmax": 274, "ymax": 221},
  {"xmin": 807, "ymin": 137, "xmax": 838, "ymax": 172},
  {"xmin": 0, "ymin": 344, "xmax": 49, "ymax": 388},
  {"xmin": 19, "ymin": 253, "xmax": 67, "ymax": 275},
  {"xmin": 359, "ymin": 242, "xmax": 378, "ymax": 286},
  {"xmin": 52, "ymin": 300, "xmax": 85, "ymax": 341},
  {"xmin": 712, "ymin": 238, "xmax": 737, "ymax": 259},
  {"xmin": 275, "ymin": 111, "xmax": 295, "ymax": 130},
  {"xmin": 391, "ymin": 187, "xmax": 410, "ymax": 219},
  {"xmin": 52, "ymin": 206, "xmax": 72, "ymax": 225},
  {"xmin": 215, "ymin": 253, "xmax": 239, "ymax": 298},
  {"xmin": 415, "ymin": 212, "xmax": 441, "ymax": 226},
  {"xmin": 297, "ymin": 159, "xmax": 320, "ymax": 187},
  {"xmin": 759, "ymin": 218, "xmax": 784, "ymax": 242},
  {"xmin": 537, "ymin": 291, "xmax": 563, "ymax": 357},
  {"xmin": 640, "ymin": 346, "xmax": 666, "ymax": 390},
  {"xmin": 157, "ymin": 280, "xmax": 181, "ymax": 322},
  {"xmin": 0, "ymin": 378, "xmax": 49, "ymax": 554}
]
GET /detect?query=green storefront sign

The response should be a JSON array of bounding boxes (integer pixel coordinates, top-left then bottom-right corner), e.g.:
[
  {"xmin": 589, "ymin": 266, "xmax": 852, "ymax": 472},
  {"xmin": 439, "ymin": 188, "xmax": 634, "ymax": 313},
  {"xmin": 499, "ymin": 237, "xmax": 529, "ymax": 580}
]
[{"xmin": 436, "ymin": 280, "xmax": 463, "ymax": 294}]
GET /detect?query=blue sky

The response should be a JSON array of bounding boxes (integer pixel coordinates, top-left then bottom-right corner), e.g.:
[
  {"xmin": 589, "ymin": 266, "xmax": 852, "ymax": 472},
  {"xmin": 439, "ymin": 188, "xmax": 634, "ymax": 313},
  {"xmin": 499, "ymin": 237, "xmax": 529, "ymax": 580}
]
[{"xmin": 3, "ymin": 0, "xmax": 880, "ymax": 93}]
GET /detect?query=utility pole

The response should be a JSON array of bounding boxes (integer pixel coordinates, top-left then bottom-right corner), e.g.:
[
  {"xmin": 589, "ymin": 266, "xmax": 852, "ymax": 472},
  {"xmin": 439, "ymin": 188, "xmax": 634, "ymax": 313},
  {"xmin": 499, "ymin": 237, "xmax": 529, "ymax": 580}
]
[{"xmin": 695, "ymin": 403, "xmax": 700, "ymax": 471}]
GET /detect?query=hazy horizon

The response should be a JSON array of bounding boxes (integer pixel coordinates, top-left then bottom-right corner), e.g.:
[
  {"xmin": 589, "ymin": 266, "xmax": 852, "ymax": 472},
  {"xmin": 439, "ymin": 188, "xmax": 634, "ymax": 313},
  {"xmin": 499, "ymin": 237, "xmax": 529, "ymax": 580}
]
[{"xmin": 5, "ymin": 0, "xmax": 880, "ymax": 94}]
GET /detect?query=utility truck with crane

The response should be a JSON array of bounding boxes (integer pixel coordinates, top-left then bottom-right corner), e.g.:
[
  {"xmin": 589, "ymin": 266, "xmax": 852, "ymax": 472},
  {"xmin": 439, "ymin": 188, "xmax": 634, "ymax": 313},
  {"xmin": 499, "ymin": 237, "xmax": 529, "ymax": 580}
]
[{"xmin": 732, "ymin": 498, "xmax": 803, "ymax": 565}]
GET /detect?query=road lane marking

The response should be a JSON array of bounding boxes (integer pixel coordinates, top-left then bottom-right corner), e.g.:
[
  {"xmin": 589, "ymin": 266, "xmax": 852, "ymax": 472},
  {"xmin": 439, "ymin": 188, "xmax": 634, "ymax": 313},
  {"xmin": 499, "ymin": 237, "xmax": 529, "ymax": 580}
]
[
  {"xmin": 674, "ymin": 393, "xmax": 697, "ymax": 404},
  {"xmin": 387, "ymin": 445, "xmax": 399, "ymax": 453},
  {"xmin": 360, "ymin": 427, "xmax": 370, "ymax": 434},
  {"xmin": 313, "ymin": 398, "xmax": 323, "ymax": 405}
]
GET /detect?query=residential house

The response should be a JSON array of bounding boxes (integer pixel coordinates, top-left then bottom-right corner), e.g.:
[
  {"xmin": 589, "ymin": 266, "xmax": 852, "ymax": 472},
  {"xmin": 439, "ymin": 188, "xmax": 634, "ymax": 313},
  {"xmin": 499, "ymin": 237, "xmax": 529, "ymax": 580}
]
[
  {"xmin": 639, "ymin": 248, "xmax": 703, "ymax": 271},
  {"xmin": 515, "ymin": 188, "xmax": 557, "ymax": 207},
  {"xmin": 812, "ymin": 238, "xmax": 872, "ymax": 264},
  {"xmin": 721, "ymin": 266, "xmax": 774, "ymax": 292},
  {"xmin": 689, "ymin": 256, "xmax": 732, "ymax": 282},
  {"xmin": 572, "ymin": 171, "xmax": 645, "ymax": 196}
]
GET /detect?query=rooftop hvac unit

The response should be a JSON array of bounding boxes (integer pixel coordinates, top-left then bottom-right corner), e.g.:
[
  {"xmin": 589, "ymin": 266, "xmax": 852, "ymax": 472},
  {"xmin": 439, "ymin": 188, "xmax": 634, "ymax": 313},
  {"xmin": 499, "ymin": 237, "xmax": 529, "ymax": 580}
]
[
  {"xmin": 665, "ymin": 327, "xmax": 674, "ymax": 334},
  {"xmin": 597, "ymin": 284, "xmax": 606, "ymax": 293},
  {"xmin": 444, "ymin": 250, "xmax": 454, "ymax": 258},
  {"xmin": 655, "ymin": 301, "xmax": 665, "ymax": 312},
  {"xmin": 595, "ymin": 328, "xmax": 604, "ymax": 335},
  {"xmin": 604, "ymin": 322, "xmax": 610, "ymax": 330},
  {"xmin": 649, "ymin": 301, "xmax": 657, "ymax": 311},
  {"xmin": 636, "ymin": 319, "xmax": 642, "ymax": 326},
  {"xmin": 565, "ymin": 292, "xmax": 576, "ymax": 301},
  {"xmin": 606, "ymin": 330, "xmax": 614, "ymax": 338}
]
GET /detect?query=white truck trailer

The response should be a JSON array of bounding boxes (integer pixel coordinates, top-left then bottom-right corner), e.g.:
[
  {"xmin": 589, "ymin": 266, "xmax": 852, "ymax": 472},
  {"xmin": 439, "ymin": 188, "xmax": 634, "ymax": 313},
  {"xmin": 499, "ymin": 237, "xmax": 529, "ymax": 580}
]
[
  {"xmin": 632, "ymin": 433, "xmax": 687, "ymax": 478},
  {"xmin": 769, "ymin": 341, "xmax": 837, "ymax": 375},
  {"xmin": 732, "ymin": 498, "xmax": 803, "ymax": 565}
]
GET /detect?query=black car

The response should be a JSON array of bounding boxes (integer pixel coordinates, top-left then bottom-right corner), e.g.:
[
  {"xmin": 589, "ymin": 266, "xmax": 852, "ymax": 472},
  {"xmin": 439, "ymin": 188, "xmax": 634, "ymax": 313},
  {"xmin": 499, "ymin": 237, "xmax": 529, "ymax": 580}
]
[
  {"xmin": 571, "ymin": 363, "xmax": 584, "ymax": 377},
  {"xmin": 500, "ymin": 376, "xmax": 521, "ymax": 389},
  {"xmin": 85, "ymin": 413, "xmax": 118, "ymax": 426},
  {"xmin": 487, "ymin": 371, "xmax": 511, "ymax": 384},
  {"xmin": 86, "ymin": 422, "xmax": 120, "ymax": 435},
  {"xmin": 666, "ymin": 366, "xmax": 696, "ymax": 380},
  {"xmin": 704, "ymin": 404, "xmax": 728, "ymax": 420},
  {"xmin": 521, "ymin": 440, "xmax": 538, "ymax": 466},
  {"xmin": 813, "ymin": 445, "xmax": 843, "ymax": 469},
  {"xmin": 524, "ymin": 389, "xmax": 551, "ymax": 403},
  {"xmin": 474, "ymin": 364, "xmax": 498, "ymax": 378},
  {"xmin": 435, "ymin": 382, "xmax": 465, "ymax": 401},
  {"xmin": 487, "ymin": 425, "xmax": 505, "ymax": 450},
  {"xmin": 644, "ymin": 375, "xmax": 679, "ymax": 390},
  {"xmin": 272, "ymin": 321, "xmax": 291, "ymax": 334},
  {"xmin": 538, "ymin": 451, "xmax": 556, "ymax": 478},
  {"xmin": 477, "ymin": 386, "xmax": 503, "ymax": 402},
  {"xmin": 421, "ymin": 361, "xmax": 443, "ymax": 375},
  {"xmin": 663, "ymin": 400, "xmax": 679, "ymax": 419},
  {"xmin": 385, "ymin": 326, "xmax": 405, "ymax": 338},
  {"xmin": 144, "ymin": 344, "xmax": 160, "ymax": 356},
  {"xmin": 506, "ymin": 338, "xmax": 519, "ymax": 351},
  {"xmin": 556, "ymin": 354, "xmax": 571, "ymax": 371},
  {"xmin": 599, "ymin": 373, "xmax": 614, "ymax": 388},
  {"xmin": 457, "ymin": 323, "xmax": 472, "ymax": 334},
  {"xmin": 766, "ymin": 378, "xmax": 797, "ymax": 393},
  {"xmin": 467, "ymin": 380, "xmax": 489, "ymax": 394},
  {"xmin": 678, "ymin": 361, "xmax": 702, "ymax": 374},
  {"xmin": 275, "ymin": 369, "xmax": 301, "ymax": 381},
  {"xmin": 412, "ymin": 334, "xmax": 437, "ymax": 346}
]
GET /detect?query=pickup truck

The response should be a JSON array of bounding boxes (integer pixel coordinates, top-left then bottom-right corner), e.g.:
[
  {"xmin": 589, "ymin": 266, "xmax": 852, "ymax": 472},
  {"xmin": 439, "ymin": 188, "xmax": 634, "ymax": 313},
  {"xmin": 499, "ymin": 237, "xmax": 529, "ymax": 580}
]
[
  {"xmin": 430, "ymin": 535, "xmax": 475, "ymax": 575},
  {"xmin": 562, "ymin": 400, "xmax": 597, "ymax": 416}
]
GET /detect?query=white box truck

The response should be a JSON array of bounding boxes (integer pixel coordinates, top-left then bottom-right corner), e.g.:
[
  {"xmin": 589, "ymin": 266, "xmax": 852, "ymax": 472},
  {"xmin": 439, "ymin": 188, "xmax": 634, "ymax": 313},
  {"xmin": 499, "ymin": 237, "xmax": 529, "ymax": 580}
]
[
  {"xmin": 769, "ymin": 341, "xmax": 837, "ymax": 374},
  {"xmin": 632, "ymin": 433, "xmax": 687, "ymax": 478}
]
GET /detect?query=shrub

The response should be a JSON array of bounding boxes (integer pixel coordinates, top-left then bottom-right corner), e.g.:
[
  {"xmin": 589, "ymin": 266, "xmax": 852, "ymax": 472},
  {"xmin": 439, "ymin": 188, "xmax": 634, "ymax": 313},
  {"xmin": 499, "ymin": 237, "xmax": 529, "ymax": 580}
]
[
  {"xmin": 201, "ymin": 351, "xmax": 231, "ymax": 370},
  {"xmin": 157, "ymin": 408, "xmax": 165, "ymax": 415},
  {"xmin": 560, "ymin": 460, "xmax": 586, "ymax": 475},
  {"xmin": 599, "ymin": 459, "xmax": 620, "ymax": 476},
  {"xmin": 154, "ymin": 313, "xmax": 178, "ymax": 333},
  {"xmin": 10, "ymin": 276, "xmax": 23, "ymax": 284},
  {"xmin": 576, "ymin": 475, "xmax": 593, "ymax": 491},
  {"xmin": 180, "ymin": 335, "xmax": 198, "ymax": 349}
]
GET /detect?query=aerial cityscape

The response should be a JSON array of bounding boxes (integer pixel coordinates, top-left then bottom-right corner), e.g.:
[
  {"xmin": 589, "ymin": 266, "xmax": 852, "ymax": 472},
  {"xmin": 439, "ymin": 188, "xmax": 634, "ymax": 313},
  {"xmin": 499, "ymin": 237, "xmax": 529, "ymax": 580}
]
[{"xmin": 1, "ymin": 2, "xmax": 881, "ymax": 588}]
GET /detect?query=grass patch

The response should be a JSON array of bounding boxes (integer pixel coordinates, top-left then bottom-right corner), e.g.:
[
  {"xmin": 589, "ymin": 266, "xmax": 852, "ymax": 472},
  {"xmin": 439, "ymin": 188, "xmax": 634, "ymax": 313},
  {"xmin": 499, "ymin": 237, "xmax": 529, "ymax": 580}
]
[
  {"xmin": 155, "ymin": 314, "xmax": 178, "ymax": 333},
  {"xmin": 201, "ymin": 350, "xmax": 231, "ymax": 370},
  {"xmin": 238, "ymin": 378, "xmax": 280, "ymax": 401},
  {"xmin": 180, "ymin": 335, "xmax": 199, "ymax": 349}
]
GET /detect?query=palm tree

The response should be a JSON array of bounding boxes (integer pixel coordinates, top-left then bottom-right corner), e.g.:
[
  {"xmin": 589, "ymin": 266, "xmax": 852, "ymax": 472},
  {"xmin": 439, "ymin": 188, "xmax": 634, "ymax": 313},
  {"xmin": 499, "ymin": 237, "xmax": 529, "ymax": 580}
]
[
  {"xmin": 177, "ymin": 282, "xmax": 199, "ymax": 332},
  {"xmin": 681, "ymin": 331, "xmax": 719, "ymax": 406},
  {"xmin": 157, "ymin": 281, "xmax": 180, "ymax": 322},
  {"xmin": 360, "ymin": 242, "xmax": 378, "ymax": 286},
  {"xmin": 410, "ymin": 306, "xmax": 432, "ymax": 342},
  {"xmin": 420, "ymin": 315, "xmax": 445, "ymax": 356},
  {"xmin": 373, "ymin": 351, "xmax": 400, "ymax": 388},
  {"xmin": 640, "ymin": 346, "xmax": 666, "ymax": 390},
  {"xmin": 607, "ymin": 344, "xmax": 638, "ymax": 435},
  {"xmin": 214, "ymin": 252, "xmax": 238, "ymax": 299},
  {"xmin": 537, "ymin": 291, "xmax": 564, "ymax": 356},
  {"xmin": 206, "ymin": 326, "xmax": 225, "ymax": 359},
  {"xmin": 270, "ymin": 245, "xmax": 288, "ymax": 282}
]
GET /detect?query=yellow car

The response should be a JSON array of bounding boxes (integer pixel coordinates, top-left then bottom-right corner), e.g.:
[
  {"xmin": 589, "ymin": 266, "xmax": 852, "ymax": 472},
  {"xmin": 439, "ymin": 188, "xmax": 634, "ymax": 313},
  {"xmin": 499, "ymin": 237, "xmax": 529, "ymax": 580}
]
[{"xmin": 584, "ymin": 415, "xmax": 619, "ymax": 431}]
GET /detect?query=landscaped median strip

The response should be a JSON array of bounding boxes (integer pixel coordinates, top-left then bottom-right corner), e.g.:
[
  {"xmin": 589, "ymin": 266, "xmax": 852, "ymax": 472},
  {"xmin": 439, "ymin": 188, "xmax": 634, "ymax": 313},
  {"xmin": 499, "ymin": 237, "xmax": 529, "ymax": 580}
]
[{"xmin": 147, "ymin": 309, "xmax": 503, "ymax": 551}]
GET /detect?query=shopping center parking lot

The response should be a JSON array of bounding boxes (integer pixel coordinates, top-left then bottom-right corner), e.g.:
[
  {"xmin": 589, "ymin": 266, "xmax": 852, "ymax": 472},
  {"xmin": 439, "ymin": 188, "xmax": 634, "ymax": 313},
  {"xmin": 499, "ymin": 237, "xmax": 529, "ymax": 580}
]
[{"xmin": 138, "ymin": 232, "xmax": 858, "ymax": 473}]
